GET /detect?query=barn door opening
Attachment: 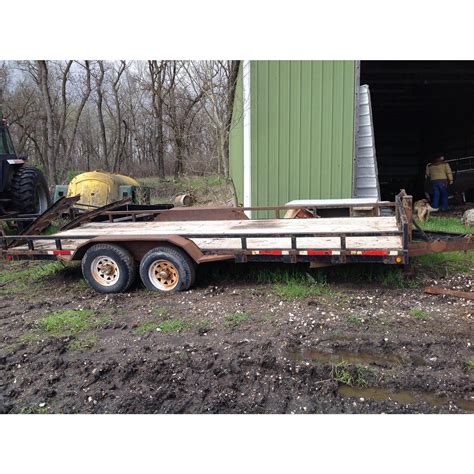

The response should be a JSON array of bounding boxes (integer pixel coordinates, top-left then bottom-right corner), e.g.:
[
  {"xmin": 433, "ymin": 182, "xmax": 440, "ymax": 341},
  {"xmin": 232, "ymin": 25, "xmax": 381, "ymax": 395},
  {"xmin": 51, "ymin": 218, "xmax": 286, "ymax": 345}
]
[{"xmin": 360, "ymin": 60, "xmax": 474, "ymax": 201}]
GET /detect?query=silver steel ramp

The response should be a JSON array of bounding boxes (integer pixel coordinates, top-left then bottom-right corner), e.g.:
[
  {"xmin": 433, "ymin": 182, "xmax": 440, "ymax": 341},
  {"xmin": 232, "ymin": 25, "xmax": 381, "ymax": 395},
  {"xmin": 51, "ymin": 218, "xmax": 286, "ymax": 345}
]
[{"xmin": 355, "ymin": 84, "xmax": 380, "ymax": 200}]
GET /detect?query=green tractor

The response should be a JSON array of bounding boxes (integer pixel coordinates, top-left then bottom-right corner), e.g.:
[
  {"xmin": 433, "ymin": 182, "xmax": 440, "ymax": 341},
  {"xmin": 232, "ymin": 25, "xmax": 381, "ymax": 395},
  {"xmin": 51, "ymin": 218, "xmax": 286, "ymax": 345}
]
[{"xmin": 0, "ymin": 118, "xmax": 50, "ymax": 221}]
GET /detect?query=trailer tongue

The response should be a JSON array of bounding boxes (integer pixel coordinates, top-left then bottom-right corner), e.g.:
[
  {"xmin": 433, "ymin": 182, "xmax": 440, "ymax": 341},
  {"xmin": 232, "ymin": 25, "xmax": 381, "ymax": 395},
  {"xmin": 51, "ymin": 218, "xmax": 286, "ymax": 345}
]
[{"xmin": 1, "ymin": 191, "xmax": 473, "ymax": 293}]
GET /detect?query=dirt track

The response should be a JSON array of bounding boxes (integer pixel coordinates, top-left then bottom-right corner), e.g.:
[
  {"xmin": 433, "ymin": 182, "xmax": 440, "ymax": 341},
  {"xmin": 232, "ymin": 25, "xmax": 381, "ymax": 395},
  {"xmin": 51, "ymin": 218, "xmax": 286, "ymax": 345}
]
[{"xmin": 0, "ymin": 259, "xmax": 473, "ymax": 414}]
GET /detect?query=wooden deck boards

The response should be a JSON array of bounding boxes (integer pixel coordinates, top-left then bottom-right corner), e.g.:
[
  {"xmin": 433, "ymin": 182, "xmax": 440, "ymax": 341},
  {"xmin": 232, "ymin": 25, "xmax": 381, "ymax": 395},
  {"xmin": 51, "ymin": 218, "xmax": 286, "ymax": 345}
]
[
  {"xmin": 11, "ymin": 216, "xmax": 403, "ymax": 253},
  {"xmin": 55, "ymin": 216, "xmax": 399, "ymax": 236}
]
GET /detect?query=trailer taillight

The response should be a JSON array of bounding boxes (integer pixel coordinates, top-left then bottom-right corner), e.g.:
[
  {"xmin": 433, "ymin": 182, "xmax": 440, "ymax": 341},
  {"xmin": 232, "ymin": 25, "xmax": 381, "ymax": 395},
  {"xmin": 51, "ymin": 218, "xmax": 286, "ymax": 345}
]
[{"xmin": 52, "ymin": 250, "xmax": 72, "ymax": 256}]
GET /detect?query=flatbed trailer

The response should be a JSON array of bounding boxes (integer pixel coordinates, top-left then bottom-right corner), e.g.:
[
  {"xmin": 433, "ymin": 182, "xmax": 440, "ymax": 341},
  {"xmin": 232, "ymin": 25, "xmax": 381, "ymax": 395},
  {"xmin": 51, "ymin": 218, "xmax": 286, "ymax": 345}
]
[{"xmin": 1, "ymin": 191, "xmax": 473, "ymax": 293}]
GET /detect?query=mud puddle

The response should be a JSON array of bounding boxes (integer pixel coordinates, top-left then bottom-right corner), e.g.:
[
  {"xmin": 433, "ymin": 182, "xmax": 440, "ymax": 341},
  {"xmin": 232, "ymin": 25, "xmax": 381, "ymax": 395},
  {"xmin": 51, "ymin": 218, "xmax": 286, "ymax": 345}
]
[
  {"xmin": 338, "ymin": 385, "xmax": 474, "ymax": 412},
  {"xmin": 288, "ymin": 348, "xmax": 425, "ymax": 367}
]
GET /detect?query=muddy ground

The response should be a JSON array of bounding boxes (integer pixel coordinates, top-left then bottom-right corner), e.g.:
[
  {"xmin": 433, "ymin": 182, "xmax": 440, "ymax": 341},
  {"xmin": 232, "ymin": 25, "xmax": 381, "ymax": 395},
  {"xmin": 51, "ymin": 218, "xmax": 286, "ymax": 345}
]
[{"xmin": 0, "ymin": 257, "xmax": 473, "ymax": 414}]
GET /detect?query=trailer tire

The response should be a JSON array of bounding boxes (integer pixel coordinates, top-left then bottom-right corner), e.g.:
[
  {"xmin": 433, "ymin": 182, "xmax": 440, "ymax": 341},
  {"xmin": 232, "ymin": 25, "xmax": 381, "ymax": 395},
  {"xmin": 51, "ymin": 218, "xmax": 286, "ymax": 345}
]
[
  {"xmin": 82, "ymin": 244, "xmax": 136, "ymax": 294},
  {"xmin": 139, "ymin": 246, "xmax": 196, "ymax": 292}
]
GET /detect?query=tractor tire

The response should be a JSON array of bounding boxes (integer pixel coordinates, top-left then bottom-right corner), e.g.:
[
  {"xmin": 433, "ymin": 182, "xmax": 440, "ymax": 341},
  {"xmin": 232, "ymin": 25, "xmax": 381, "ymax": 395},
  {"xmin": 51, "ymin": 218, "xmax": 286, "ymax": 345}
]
[
  {"xmin": 10, "ymin": 166, "xmax": 50, "ymax": 215},
  {"xmin": 82, "ymin": 243, "xmax": 137, "ymax": 294},
  {"xmin": 139, "ymin": 246, "xmax": 196, "ymax": 292}
]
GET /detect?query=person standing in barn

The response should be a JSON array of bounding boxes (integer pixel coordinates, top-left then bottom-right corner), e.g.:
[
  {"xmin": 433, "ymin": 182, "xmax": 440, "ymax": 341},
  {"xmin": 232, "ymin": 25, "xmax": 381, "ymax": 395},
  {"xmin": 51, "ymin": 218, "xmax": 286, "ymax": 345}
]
[{"xmin": 425, "ymin": 153, "xmax": 454, "ymax": 211}]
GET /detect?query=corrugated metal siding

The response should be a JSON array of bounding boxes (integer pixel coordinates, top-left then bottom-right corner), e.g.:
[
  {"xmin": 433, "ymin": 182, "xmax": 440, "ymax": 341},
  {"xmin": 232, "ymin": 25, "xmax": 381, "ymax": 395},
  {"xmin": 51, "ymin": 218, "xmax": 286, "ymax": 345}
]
[
  {"xmin": 228, "ymin": 63, "xmax": 244, "ymax": 203},
  {"xmin": 251, "ymin": 61, "xmax": 356, "ymax": 212}
]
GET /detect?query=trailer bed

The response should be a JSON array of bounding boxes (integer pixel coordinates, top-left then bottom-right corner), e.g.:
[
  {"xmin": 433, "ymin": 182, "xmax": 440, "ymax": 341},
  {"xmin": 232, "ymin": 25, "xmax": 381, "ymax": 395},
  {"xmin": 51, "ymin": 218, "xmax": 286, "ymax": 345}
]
[{"xmin": 9, "ymin": 216, "xmax": 403, "ymax": 253}]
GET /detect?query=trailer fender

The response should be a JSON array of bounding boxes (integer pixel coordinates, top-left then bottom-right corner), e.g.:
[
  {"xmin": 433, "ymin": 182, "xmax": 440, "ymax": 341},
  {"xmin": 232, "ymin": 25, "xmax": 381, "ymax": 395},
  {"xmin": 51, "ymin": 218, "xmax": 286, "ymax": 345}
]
[{"xmin": 70, "ymin": 235, "xmax": 233, "ymax": 264}]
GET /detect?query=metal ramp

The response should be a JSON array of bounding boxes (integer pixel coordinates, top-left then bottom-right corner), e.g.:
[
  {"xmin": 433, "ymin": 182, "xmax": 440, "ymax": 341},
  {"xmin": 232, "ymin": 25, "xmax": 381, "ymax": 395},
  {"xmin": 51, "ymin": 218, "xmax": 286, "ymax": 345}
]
[{"xmin": 354, "ymin": 84, "xmax": 380, "ymax": 200}]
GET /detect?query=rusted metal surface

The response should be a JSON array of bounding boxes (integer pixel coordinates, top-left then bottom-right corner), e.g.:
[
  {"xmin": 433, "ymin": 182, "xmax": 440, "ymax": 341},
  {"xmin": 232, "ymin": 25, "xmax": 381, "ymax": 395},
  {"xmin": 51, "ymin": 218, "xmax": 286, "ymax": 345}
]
[
  {"xmin": 7, "ymin": 196, "xmax": 80, "ymax": 248},
  {"xmin": 309, "ymin": 261, "xmax": 335, "ymax": 268},
  {"xmin": 70, "ymin": 234, "xmax": 211, "ymax": 263},
  {"xmin": 409, "ymin": 234, "xmax": 473, "ymax": 256},
  {"xmin": 59, "ymin": 197, "xmax": 131, "ymax": 231},
  {"xmin": 153, "ymin": 207, "xmax": 248, "ymax": 222},
  {"xmin": 424, "ymin": 286, "xmax": 474, "ymax": 300},
  {"xmin": 96, "ymin": 200, "xmax": 397, "ymax": 222},
  {"xmin": 20, "ymin": 196, "xmax": 80, "ymax": 237}
]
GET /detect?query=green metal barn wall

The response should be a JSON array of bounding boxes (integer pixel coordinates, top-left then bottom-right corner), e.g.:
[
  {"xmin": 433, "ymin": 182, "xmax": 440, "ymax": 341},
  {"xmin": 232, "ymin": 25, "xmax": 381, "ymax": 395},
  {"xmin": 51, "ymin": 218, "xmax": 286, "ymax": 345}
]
[{"xmin": 229, "ymin": 60, "xmax": 357, "ymax": 207}]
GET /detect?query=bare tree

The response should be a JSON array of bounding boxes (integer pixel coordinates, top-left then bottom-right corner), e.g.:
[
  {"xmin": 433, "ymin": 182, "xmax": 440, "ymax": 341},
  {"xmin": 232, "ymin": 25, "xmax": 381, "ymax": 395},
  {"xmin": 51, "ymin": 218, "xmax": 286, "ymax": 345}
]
[
  {"xmin": 2, "ymin": 60, "xmax": 241, "ymax": 184},
  {"xmin": 148, "ymin": 60, "xmax": 167, "ymax": 179}
]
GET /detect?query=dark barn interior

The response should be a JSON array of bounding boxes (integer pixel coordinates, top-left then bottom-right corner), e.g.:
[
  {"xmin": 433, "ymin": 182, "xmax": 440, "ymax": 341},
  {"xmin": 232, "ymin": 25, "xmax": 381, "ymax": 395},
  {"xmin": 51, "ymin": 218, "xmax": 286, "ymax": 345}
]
[{"xmin": 360, "ymin": 61, "xmax": 474, "ymax": 200}]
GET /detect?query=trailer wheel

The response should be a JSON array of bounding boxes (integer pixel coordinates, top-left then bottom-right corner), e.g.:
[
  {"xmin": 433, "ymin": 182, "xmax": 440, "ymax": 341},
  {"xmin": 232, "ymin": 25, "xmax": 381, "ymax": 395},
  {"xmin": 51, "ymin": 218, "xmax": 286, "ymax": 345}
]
[
  {"xmin": 140, "ymin": 246, "xmax": 196, "ymax": 292},
  {"xmin": 82, "ymin": 244, "xmax": 136, "ymax": 293}
]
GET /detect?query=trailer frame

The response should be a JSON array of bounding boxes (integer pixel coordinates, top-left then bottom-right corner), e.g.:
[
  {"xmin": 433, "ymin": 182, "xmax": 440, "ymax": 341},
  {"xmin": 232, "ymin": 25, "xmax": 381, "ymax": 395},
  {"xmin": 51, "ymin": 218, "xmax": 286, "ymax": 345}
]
[{"xmin": 1, "ymin": 190, "xmax": 473, "ymax": 293}]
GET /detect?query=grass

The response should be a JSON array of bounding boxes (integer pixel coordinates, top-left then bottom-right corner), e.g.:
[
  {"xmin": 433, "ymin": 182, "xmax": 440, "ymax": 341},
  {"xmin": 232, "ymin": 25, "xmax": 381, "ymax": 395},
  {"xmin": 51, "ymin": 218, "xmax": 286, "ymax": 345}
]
[
  {"xmin": 332, "ymin": 361, "xmax": 369, "ymax": 387},
  {"xmin": 274, "ymin": 274, "xmax": 332, "ymax": 300},
  {"xmin": 415, "ymin": 251, "xmax": 474, "ymax": 276},
  {"xmin": 0, "ymin": 261, "xmax": 65, "ymax": 285},
  {"xmin": 418, "ymin": 216, "xmax": 473, "ymax": 234},
  {"xmin": 467, "ymin": 359, "xmax": 474, "ymax": 370},
  {"xmin": 413, "ymin": 216, "xmax": 474, "ymax": 276},
  {"xmin": 224, "ymin": 311, "xmax": 251, "ymax": 328},
  {"xmin": 200, "ymin": 261, "xmax": 425, "ymax": 290},
  {"xmin": 346, "ymin": 314, "xmax": 364, "ymax": 325},
  {"xmin": 381, "ymin": 269, "xmax": 419, "ymax": 289},
  {"xmin": 332, "ymin": 361, "xmax": 353, "ymax": 385},
  {"xmin": 22, "ymin": 309, "xmax": 110, "ymax": 342},
  {"xmin": 37, "ymin": 309, "xmax": 96, "ymax": 336},
  {"xmin": 153, "ymin": 307, "xmax": 169, "ymax": 318},
  {"xmin": 133, "ymin": 317, "xmax": 187, "ymax": 335},
  {"xmin": 159, "ymin": 319, "xmax": 187, "ymax": 333},
  {"xmin": 409, "ymin": 308, "xmax": 430, "ymax": 319},
  {"xmin": 68, "ymin": 335, "xmax": 98, "ymax": 352}
]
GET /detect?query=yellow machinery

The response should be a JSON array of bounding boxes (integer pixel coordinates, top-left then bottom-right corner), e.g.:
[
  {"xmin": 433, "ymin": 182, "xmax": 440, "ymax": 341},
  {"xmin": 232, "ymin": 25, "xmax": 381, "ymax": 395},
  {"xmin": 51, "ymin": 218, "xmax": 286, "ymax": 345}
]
[{"xmin": 54, "ymin": 171, "xmax": 149, "ymax": 209}]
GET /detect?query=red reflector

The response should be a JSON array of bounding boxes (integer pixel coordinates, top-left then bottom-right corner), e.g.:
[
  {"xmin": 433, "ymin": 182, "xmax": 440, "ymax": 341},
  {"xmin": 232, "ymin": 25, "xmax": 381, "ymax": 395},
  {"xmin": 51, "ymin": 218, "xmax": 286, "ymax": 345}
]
[
  {"xmin": 258, "ymin": 250, "xmax": 282, "ymax": 255},
  {"xmin": 53, "ymin": 250, "xmax": 72, "ymax": 255},
  {"xmin": 361, "ymin": 250, "xmax": 389, "ymax": 256},
  {"xmin": 307, "ymin": 250, "xmax": 332, "ymax": 256}
]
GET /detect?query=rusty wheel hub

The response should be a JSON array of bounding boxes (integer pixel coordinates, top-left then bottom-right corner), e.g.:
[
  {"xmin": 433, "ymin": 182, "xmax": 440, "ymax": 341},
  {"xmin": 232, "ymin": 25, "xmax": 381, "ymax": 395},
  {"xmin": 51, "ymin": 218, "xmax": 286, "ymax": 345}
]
[
  {"xmin": 91, "ymin": 256, "xmax": 120, "ymax": 286},
  {"xmin": 149, "ymin": 260, "xmax": 179, "ymax": 291}
]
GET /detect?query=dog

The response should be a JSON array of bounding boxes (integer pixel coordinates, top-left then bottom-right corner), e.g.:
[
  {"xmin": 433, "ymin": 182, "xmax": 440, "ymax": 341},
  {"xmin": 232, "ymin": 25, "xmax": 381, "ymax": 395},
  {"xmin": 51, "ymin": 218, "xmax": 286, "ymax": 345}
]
[{"xmin": 414, "ymin": 199, "xmax": 438, "ymax": 222}]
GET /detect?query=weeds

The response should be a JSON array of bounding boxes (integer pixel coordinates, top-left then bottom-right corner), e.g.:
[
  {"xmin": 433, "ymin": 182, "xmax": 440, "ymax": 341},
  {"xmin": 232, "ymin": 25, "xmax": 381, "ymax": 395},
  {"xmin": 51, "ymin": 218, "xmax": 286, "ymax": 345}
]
[
  {"xmin": 224, "ymin": 311, "xmax": 251, "ymax": 328},
  {"xmin": 332, "ymin": 361, "xmax": 353, "ymax": 385},
  {"xmin": 381, "ymin": 269, "xmax": 418, "ymax": 289},
  {"xmin": 409, "ymin": 308, "xmax": 430, "ymax": 319},
  {"xmin": 467, "ymin": 358, "xmax": 474, "ymax": 370},
  {"xmin": 354, "ymin": 365, "xmax": 369, "ymax": 387},
  {"xmin": 332, "ymin": 361, "xmax": 369, "ymax": 387}
]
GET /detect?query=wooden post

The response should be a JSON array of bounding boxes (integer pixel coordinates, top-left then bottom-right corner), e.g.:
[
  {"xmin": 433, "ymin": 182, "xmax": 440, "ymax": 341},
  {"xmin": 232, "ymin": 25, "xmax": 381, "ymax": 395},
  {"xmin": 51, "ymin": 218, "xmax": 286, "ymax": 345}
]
[{"xmin": 402, "ymin": 192, "xmax": 413, "ymax": 241}]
